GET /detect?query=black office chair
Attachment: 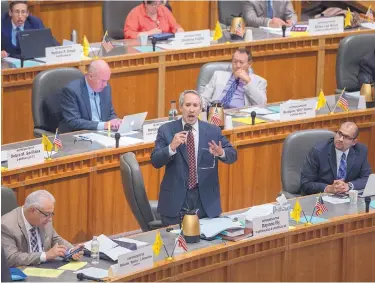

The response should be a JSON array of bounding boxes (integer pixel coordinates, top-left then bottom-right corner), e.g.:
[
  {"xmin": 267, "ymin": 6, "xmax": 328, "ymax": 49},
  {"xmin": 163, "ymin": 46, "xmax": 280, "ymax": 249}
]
[
  {"xmin": 102, "ymin": 1, "xmax": 139, "ymax": 40},
  {"xmin": 196, "ymin": 62, "xmax": 232, "ymax": 92},
  {"xmin": 120, "ymin": 152, "xmax": 162, "ymax": 232},
  {"xmin": 1, "ymin": 247, "xmax": 11, "ymax": 282},
  {"xmin": 1, "ymin": 186, "xmax": 18, "ymax": 216},
  {"xmin": 280, "ymin": 129, "xmax": 335, "ymax": 199},
  {"xmin": 32, "ymin": 67, "xmax": 84, "ymax": 138},
  {"xmin": 218, "ymin": 0, "xmax": 243, "ymax": 27},
  {"xmin": 336, "ymin": 34, "xmax": 375, "ymax": 93}
]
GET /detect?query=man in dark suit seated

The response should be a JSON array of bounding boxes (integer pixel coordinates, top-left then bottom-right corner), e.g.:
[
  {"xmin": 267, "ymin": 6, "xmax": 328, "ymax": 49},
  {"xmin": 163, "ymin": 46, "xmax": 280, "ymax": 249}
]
[
  {"xmin": 300, "ymin": 122, "xmax": 372, "ymax": 195},
  {"xmin": 358, "ymin": 49, "xmax": 375, "ymax": 86},
  {"xmin": 1, "ymin": 1, "xmax": 56, "ymax": 58},
  {"xmin": 59, "ymin": 59, "xmax": 122, "ymax": 133},
  {"xmin": 151, "ymin": 90, "xmax": 238, "ymax": 226}
]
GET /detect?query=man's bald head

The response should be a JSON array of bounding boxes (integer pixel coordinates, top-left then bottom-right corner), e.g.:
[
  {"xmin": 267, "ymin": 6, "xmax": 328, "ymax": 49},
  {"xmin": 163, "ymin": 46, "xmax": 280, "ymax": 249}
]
[
  {"xmin": 86, "ymin": 60, "xmax": 111, "ymax": 92},
  {"xmin": 341, "ymin": 121, "xmax": 359, "ymax": 139}
]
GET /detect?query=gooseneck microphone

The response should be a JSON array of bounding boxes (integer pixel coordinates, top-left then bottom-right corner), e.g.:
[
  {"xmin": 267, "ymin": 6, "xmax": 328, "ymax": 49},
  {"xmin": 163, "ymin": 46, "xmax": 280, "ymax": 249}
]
[
  {"xmin": 365, "ymin": 197, "xmax": 371, "ymax": 213},
  {"xmin": 115, "ymin": 132, "xmax": 120, "ymax": 148},
  {"xmin": 282, "ymin": 25, "xmax": 286, "ymax": 38},
  {"xmin": 77, "ymin": 273, "xmax": 104, "ymax": 282},
  {"xmin": 251, "ymin": 111, "xmax": 256, "ymax": 125},
  {"xmin": 151, "ymin": 37, "xmax": 157, "ymax": 52},
  {"xmin": 184, "ymin": 124, "xmax": 192, "ymax": 132}
]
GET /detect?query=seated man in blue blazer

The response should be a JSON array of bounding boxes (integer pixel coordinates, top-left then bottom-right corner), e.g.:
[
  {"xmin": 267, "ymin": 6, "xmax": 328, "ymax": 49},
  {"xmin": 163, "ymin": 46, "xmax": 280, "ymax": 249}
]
[
  {"xmin": 151, "ymin": 90, "xmax": 238, "ymax": 226},
  {"xmin": 1, "ymin": 1, "xmax": 55, "ymax": 58},
  {"xmin": 59, "ymin": 59, "xmax": 122, "ymax": 133},
  {"xmin": 300, "ymin": 122, "xmax": 372, "ymax": 195}
]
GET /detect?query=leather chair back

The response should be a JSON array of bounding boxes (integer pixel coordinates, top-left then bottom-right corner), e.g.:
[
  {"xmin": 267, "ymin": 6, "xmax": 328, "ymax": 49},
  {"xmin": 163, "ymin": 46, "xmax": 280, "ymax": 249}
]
[
  {"xmin": 218, "ymin": 0, "xmax": 243, "ymax": 27},
  {"xmin": 32, "ymin": 67, "xmax": 83, "ymax": 137},
  {"xmin": 1, "ymin": 187, "xmax": 18, "ymax": 216},
  {"xmin": 120, "ymin": 152, "xmax": 157, "ymax": 231},
  {"xmin": 102, "ymin": 1, "xmax": 139, "ymax": 40},
  {"xmin": 281, "ymin": 129, "xmax": 335, "ymax": 195},
  {"xmin": 1, "ymin": 1, "xmax": 9, "ymax": 14},
  {"xmin": 336, "ymin": 34, "xmax": 375, "ymax": 92},
  {"xmin": 196, "ymin": 62, "xmax": 232, "ymax": 92}
]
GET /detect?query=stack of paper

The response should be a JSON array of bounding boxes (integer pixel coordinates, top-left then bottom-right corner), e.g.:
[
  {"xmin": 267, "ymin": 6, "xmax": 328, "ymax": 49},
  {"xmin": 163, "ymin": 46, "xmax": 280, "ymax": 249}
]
[
  {"xmin": 244, "ymin": 203, "xmax": 274, "ymax": 221},
  {"xmin": 115, "ymin": 237, "xmax": 149, "ymax": 248},
  {"xmin": 74, "ymin": 133, "xmax": 143, "ymax": 148},
  {"xmin": 200, "ymin": 217, "xmax": 243, "ymax": 239},
  {"xmin": 84, "ymin": 234, "xmax": 132, "ymax": 261},
  {"xmin": 322, "ymin": 195, "xmax": 350, "ymax": 204},
  {"xmin": 240, "ymin": 107, "xmax": 274, "ymax": 115}
]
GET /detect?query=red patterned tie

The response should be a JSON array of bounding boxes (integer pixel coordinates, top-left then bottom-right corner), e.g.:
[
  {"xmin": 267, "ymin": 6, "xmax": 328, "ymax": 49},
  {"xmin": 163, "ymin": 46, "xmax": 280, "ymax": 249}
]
[{"xmin": 187, "ymin": 129, "xmax": 197, "ymax": 189}]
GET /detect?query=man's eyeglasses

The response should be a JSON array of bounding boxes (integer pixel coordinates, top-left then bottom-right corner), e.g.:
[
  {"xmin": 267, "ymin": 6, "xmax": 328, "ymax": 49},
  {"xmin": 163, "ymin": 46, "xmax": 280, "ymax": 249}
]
[
  {"xmin": 36, "ymin": 208, "xmax": 55, "ymax": 218},
  {"xmin": 336, "ymin": 130, "xmax": 355, "ymax": 141},
  {"xmin": 12, "ymin": 10, "xmax": 28, "ymax": 16}
]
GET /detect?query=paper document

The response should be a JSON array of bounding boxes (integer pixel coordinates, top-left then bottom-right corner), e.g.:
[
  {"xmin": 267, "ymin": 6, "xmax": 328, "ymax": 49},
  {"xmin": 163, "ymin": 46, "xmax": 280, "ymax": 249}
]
[
  {"xmin": 23, "ymin": 268, "xmax": 64, "ymax": 278},
  {"xmin": 3, "ymin": 57, "xmax": 43, "ymax": 68},
  {"xmin": 74, "ymin": 267, "xmax": 108, "ymax": 279},
  {"xmin": 267, "ymin": 105, "xmax": 280, "ymax": 113},
  {"xmin": 74, "ymin": 133, "xmax": 143, "ymax": 148},
  {"xmin": 58, "ymin": 261, "xmax": 87, "ymax": 271},
  {"xmin": 1, "ymin": 150, "xmax": 8, "ymax": 162},
  {"xmin": 85, "ymin": 234, "xmax": 132, "ymax": 261},
  {"xmin": 200, "ymin": 217, "xmax": 243, "ymax": 238},
  {"xmin": 115, "ymin": 237, "xmax": 149, "ymax": 248},
  {"xmin": 232, "ymin": 117, "xmax": 267, "ymax": 125},
  {"xmin": 262, "ymin": 113, "xmax": 280, "ymax": 121},
  {"xmin": 361, "ymin": 22, "xmax": 375, "ymax": 30},
  {"xmin": 259, "ymin": 26, "xmax": 291, "ymax": 36},
  {"xmin": 240, "ymin": 107, "xmax": 274, "ymax": 115},
  {"xmin": 370, "ymin": 200, "xmax": 375, "ymax": 209},
  {"xmin": 322, "ymin": 195, "xmax": 350, "ymax": 204},
  {"xmin": 104, "ymin": 246, "xmax": 132, "ymax": 261},
  {"xmin": 245, "ymin": 203, "xmax": 274, "ymax": 221}
]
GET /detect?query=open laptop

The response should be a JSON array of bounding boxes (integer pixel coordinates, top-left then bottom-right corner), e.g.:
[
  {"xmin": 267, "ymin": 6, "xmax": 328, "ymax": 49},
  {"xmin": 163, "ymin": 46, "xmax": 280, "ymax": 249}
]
[
  {"xmin": 17, "ymin": 28, "xmax": 55, "ymax": 60},
  {"xmin": 115, "ymin": 112, "xmax": 148, "ymax": 136},
  {"xmin": 359, "ymin": 174, "xmax": 375, "ymax": 197}
]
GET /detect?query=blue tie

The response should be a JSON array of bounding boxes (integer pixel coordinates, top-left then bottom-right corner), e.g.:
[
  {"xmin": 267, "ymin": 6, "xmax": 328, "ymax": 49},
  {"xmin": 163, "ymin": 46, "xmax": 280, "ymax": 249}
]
[
  {"xmin": 221, "ymin": 79, "xmax": 239, "ymax": 108},
  {"xmin": 338, "ymin": 153, "xmax": 347, "ymax": 180},
  {"xmin": 12, "ymin": 27, "xmax": 20, "ymax": 47},
  {"xmin": 267, "ymin": 0, "xmax": 273, "ymax": 18}
]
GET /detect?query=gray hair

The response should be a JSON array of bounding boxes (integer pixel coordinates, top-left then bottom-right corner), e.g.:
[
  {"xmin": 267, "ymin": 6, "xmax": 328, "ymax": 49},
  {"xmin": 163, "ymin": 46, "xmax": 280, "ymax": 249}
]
[
  {"xmin": 178, "ymin": 90, "xmax": 203, "ymax": 108},
  {"xmin": 24, "ymin": 190, "xmax": 55, "ymax": 209}
]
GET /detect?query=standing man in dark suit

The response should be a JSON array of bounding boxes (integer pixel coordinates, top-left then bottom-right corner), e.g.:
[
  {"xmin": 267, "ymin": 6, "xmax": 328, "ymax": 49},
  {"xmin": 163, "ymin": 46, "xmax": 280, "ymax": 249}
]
[
  {"xmin": 300, "ymin": 122, "xmax": 372, "ymax": 195},
  {"xmin": 1, "ymin": 1, "xmax": 53, "ymax": 58},
  {"xmin": 151, "ymin": 90, "xmax": 237, "ymax": 226},
  {"xmin": 358, "ymin": 49, "xmax": 375, "ymax": 87},
  {"xmin": 242, "ymin": 0, "xmax": 297, "ymax": 28},
  {"xmin": 59, "ymin": 59, "xmax": 122, "ymax": 133}
]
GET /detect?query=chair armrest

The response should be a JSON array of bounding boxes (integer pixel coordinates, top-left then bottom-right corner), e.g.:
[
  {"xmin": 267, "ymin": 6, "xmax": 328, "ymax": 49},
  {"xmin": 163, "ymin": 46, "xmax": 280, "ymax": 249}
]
[
  {"xmin": 148, "ymin": 220, "xmax": 163, "ymax": 230},
  {"xmin": 149, "ymin": 200, "xmax": 161, "ymax": 220},
  {"xmin": 34, "ymin": 128, "xmax": 54, "ymax": 138}
]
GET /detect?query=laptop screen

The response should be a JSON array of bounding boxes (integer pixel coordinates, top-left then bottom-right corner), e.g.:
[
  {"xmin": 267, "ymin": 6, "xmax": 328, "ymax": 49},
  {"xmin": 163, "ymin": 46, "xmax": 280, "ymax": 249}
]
[{"xmin": 18, "ymin": 28, "xmax": 55, "ymax": 59}]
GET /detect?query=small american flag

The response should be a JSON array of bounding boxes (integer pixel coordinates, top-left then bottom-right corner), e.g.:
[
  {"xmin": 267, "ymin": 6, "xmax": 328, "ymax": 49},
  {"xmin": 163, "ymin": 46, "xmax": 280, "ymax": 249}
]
[
  {"xmin": 177, "ymin": 234, "xmax": 188, "ymax": 251},
  {"xmin": 53, "ymin": 129, "xmax": 63, "ymax": 149},
  {"xmin": 210, "ymin": 107, "xmax": 221, "ymax": 126},
  {"xmin": 101, "ymin": 32, "xmax": 114, "ymax": 53},
  {"xmin": 235, "ymin": 21, "xmax": 244, "ymax": 37},
  {"xmin": 337, "ymin": 92, "xmax": 349, "ymax": 112},
  {"xmin": 315, "ymin": 195, "xmax": 328, "ymax": 216},
  {"xmin": 366, "ymin": 6, "xmax": 374, "ymax": 22}
]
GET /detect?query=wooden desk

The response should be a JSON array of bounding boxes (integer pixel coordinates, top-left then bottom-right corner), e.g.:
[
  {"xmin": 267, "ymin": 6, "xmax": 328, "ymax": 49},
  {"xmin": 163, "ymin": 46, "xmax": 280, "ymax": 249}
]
[
  {"xmin": 2, "ymin": 109, "xmax": 375, "ymax": 244},
  {"xmin": 2, "ymin": 28, "xmax": 374, "ymax": 144}
]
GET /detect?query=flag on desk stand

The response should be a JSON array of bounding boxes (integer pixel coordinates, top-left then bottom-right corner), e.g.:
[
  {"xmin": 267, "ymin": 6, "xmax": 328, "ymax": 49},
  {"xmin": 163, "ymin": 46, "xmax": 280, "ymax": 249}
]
[
  {"xmin": 366, "ymin": 6, "xmax": 374, "ymax": 22},
  {"xmin": 315, "ymin": 195, "xmax": 328, "ymax": 216},
  {"xmin": 213, "ymin": 21, "xmax": 223, "ymax": 41},
  {"xmin": 53, "ymin": 129, "xmax": 63, "ymax": 152},
  {"xmin": 152, "ymin": 231, "xmax": 164, "ymax": 256},
  {"xmin": 101, "ymin": 31, "xmax": 114, "ymax": 53},
  {"xmin": 337, "ymin": 91, "xmax": 349, "ymax": 112},
  {"xmin": 177, "ymin": 233, "xmax": 188, "ymax": 252},
  {"xmin": 344, "ymin": 7, "xmax": 352, "ymax": 28},
  {"xmin": 210, "ymin": 106, "xmax": 221, "ymax": 126},
  {"xmin": 83, "ymin": 35, "xmax": 90, "ymax": 57},
  {"xmin": 42, "ymin": 134, "xmax": 53, "ymax": 159},
  {"xmin": 290, "ymin": 199, "xmax": 302, "ymax": 223},
  {"xmin": 316, "ymin": 89, "xmax": 327, "ymax": 110}
]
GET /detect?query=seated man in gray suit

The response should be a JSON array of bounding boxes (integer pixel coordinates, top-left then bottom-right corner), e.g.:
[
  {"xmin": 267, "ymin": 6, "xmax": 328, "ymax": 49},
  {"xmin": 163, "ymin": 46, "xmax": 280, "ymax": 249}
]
[
  {"xmin": 59, "ymin": 59, "xmax": 122, "ymax": 133},
  {"xmin": 1, "ymin": 190, "xmax": 83, "ymax": 267},
  {"xmin": 151, "ymin": 90, "xmax": 237, "ymax": 226},
  {"xmin": 300, "ymin": 122, "xmax": 372, "ymax": 195},
  {"xmin": 242, "ymin": 0, "xmax": 297, "ymax": 28},
  {"xmin": 199, "ymin": 48, "xmax": 267, "ymax": 109}
]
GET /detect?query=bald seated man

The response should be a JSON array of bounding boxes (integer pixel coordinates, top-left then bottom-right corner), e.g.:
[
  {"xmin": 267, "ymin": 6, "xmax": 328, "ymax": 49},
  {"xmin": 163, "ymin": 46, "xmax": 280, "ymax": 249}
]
[
  {"xmin": 59, "ymin": 59, "xmax": 122, "ymax": 133},
  {"xmin": 1, "ymin": 190, "xmax": 84, "ymax": 267},
  {"xmin": 300, "ymin": 122, "xmax": 372, "ymax": 195}
]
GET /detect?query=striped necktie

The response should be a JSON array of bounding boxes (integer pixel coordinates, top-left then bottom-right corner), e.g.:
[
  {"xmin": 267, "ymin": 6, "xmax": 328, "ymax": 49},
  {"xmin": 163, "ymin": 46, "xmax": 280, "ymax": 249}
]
[
  {"xmin": 29, "ymin": 227, "xmax": 39, "ymax": 253},
  {"xmin": 267, "ymin": 0, "xmax": 273, "ymax": 18},
  {"xmin": 338, "ymin": 153, "xmax": 347, "ymax": 180}
]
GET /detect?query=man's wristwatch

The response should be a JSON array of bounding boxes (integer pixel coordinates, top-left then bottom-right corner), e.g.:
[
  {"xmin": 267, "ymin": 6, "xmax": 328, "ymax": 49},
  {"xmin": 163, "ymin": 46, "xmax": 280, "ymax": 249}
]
[{"xmin": 348, "ymin": 182, "xmax": 354, "ymax": 191}]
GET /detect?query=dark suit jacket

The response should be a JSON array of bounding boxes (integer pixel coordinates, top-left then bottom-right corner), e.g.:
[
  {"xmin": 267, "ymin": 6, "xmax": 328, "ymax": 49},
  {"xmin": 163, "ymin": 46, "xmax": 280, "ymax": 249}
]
[
  {"xmin": 1, "ymin": 12, "xmax": 44, "ymax": 55},
  {"xmin": 59, "ymin": 77, "xmax": 117, "ymax": 133},
  {"xmin": 1, "ymin": 207, "xmax": 73, "ymax": 267},
  {"xmin": 151, "ymin": 119, "xmax": 237, "ymax": 218},
  {"xmin": 300, "ymin": 138, "xmax": 372, "ymax": 195},
  {"xmin": 358, "ymin": 49, "xmax": 375, "ymax": 86}
]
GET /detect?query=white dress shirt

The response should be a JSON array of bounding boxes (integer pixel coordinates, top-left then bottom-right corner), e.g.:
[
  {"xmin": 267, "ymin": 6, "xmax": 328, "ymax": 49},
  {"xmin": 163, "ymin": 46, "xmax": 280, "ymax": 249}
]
[{"xmin": 21, "ymin": 207, "xmax": 47, "ymax": 262}]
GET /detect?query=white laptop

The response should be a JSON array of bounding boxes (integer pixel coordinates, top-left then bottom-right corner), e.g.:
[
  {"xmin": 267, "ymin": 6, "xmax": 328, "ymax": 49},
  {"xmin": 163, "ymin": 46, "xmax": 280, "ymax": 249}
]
[
  {"xmin": 360, "ymin": 174, "xmax": 375, "ymax": 197},
  {"xmin": 116, "ymin": 112, "xmax": 148, "ymax": 136}
]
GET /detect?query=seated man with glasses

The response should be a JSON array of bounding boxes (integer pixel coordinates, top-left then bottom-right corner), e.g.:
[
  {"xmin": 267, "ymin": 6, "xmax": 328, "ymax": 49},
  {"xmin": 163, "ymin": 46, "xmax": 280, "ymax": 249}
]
[
  {"xmin": 151, "ymin": 90, "xmax": 237, "ymax": 226},
  {"xmin": 199, "ymin": 48, "xmax": 267, "ymax": 109},
  {"xmin": 124, "ymin": 0, "xmax": 184, "ymax": 39},
  {"xmin": 1, "ymin": 1, "xmax": 57, "ymax": 58},
  {"xmin": 1, "ymin": 190, "xmax": 84, "ymax": 267},
  {"xmin": 300, "ymin": 122, "xmax": 372, "ymax": 195}
]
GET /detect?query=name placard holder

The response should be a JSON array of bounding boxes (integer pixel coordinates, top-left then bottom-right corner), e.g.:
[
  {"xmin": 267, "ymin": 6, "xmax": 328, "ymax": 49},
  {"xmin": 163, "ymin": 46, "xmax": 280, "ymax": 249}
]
[
  {"xmin": 174, "ymin": 30, "xmax": 211, "ymax": 48},
  {"xmin": 280, "ymin": 99, "xmax": 316, "ymax": 122},
  {"xmin": 115, "ymin": 245, "xmax": 153, "ymax": 277},
  {"xmin": 7, "ymin": 144, "xmax": 44, "ymax": 170},
  {"xmin": 252, "ymin": 211, "xmax": 289, "ymax": 238},
  {"xmin": 308, "ymin": 17, "xmax": 344, "ymax": 35},
  {"xmin": 143, "ymin": 121, "xmax": 172, "ymax": 142},
  {"xmin": 46, "ymin": 44, "xmax": 81, "ymax": 64}
]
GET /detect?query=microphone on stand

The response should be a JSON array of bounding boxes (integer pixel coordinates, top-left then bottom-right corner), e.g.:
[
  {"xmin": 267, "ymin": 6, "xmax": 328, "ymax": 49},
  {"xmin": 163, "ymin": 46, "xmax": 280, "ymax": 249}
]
[
  {"xmin": 77, "ymin": 273, "xmax": 104, "ymax": 282},
  {"xmin": 184, "ymin": 124, "xmax": 192, "ymax": 132},
  {"xmin": 365, "ymin": 197, "xmax": 371, "ymax": 213},
  {"xmin": 151, "ymin": 37, "xmax": 157, "ymax": 52},
  {"xmin": 251, "ymin": 111, "xmax": 256, "ymax": 125},
  {"xmin": 115, "ymin": 133, "xmax": 120, "ymax": 148},
  {"xmin": 282, "ymin": 25, "xmax": 286, "ymax": 38}
]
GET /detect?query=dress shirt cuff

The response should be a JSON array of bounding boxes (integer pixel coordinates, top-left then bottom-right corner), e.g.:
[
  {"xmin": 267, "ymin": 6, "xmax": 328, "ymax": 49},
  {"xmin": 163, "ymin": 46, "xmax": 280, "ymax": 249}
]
[
  {"xmin": 97, "ymin": 122, "xmax": 105, "ymax": 130},
  {"xmin": 168, "ymin": 145, "xmax": 177, "ymax": 157},
  {"xmin": 267, "ymin": 19, "xmax": 271, "ymax": 27},
  {"xmin": 40, "ymin": 252, "xmax": 47, "ymax": 262},
  {"xmin": 219, "ymin": 150, "xmax": 226, "ymax": 159}
]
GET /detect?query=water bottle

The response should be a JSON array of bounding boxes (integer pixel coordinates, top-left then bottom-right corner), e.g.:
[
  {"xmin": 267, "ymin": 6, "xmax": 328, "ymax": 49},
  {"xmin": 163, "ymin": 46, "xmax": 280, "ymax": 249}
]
[
  {"xmin": 91, "ymin": 236, "xmax": 99, "ymax": 264},
  {"xmin": 71, "ymin": 29, "xmax": 77, "ymax": 43},
  {"xmin": 168, "ymin": 100, "xmax": 178, "ymax": 120}
]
